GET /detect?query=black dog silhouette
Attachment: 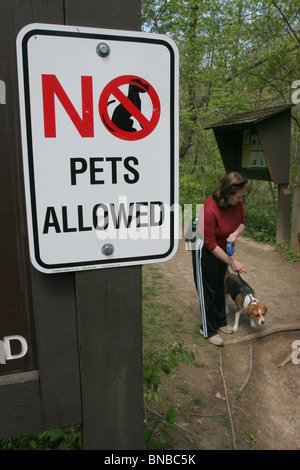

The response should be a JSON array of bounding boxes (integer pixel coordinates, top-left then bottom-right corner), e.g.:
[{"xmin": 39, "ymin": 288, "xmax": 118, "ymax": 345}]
[{"xmin": 108, "ymin": 78, "xmax": 149, "ymax": 132}]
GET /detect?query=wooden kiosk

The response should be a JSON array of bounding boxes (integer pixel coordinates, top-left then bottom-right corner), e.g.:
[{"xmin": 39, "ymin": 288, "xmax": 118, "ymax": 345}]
[{"xmin": 206, "ymin": 104, "xmax": 293, "ymax": 244}]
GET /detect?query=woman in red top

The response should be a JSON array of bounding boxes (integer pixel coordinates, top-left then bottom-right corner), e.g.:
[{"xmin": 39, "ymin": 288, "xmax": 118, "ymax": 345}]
[{"xmin": 192, "ymin": 172, "xmax": 248, "ymax": 346}]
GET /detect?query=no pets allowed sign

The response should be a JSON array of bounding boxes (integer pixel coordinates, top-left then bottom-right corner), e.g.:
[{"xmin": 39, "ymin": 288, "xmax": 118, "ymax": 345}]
[{"xmin": 17, "ymin": 23, "xmax": 179, "ymax": 273}]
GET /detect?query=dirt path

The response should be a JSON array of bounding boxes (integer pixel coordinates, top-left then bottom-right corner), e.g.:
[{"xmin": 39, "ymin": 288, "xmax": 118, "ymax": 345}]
[{"xmin": 148, "ymin": 236, "xmax": 300, "ymax": 450}]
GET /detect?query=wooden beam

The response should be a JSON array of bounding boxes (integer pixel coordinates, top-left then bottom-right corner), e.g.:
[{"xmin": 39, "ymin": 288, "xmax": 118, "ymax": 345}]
[{"xmin": 291, "ymin": 187, "xmax": 300, "ymax": 254}]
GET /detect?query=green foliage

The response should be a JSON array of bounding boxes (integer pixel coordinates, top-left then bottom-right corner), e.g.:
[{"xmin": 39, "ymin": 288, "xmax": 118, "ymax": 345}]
[
  {"xmin": 179, "ymin": 173, "xmax": 203, "ymax": 206},
  {"xmin": 143, "ymin": 406, "xmax": 178, "ymax": 449},
  {"xmin": 143, "ymin": 345, "xmax": 195, "ymax": 449},
  {"xmin": 143, "ymin": 343, "xmax": 195, "ymax": 403},
  {"xmin": 244, "ymin": 206, "xmax": 277, "ymax": 244},
  {"xmin": 142, "ymin": 0, "xmax": 300, "ymax": 187},
  {"xmin": 276, "ymin": 242, "xmax": 300, "ymax": 263},
  {"xmin": 243, "ymin": 429, "xmax": 257, "ymax": 446},
  {"xmin": 0, "ymin": 426, "xmax": 81, "ymax": 450}
]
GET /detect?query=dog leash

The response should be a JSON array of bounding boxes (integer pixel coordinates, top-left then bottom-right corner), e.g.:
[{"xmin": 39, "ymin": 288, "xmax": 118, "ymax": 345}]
[{"xmin": 237, "ymin": 273, "xmax": 258, "ymax": 306}]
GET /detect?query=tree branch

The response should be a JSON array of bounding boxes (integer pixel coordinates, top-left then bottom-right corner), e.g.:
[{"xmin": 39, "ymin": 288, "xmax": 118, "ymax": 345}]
[
  {"xmin": 225, "ymin": 323, "xmax": 300, "ymax": 346},
  {"xmin": 272, "ymin": 1, "xmax": 300, "ymax": 45}
]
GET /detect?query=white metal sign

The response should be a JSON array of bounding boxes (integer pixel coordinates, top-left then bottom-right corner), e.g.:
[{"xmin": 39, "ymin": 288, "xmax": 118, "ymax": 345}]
[{"xmin": 17, "ymin": 24, "xmax": 178, "ymax": 273}]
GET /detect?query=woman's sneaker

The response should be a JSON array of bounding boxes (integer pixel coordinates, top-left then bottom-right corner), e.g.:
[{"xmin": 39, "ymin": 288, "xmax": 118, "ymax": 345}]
[
  {"xmin": 200, "ymin": 328, "xmax": 224, "ymax": 347},
  {"xmin": 208, "ymin": 334, "xmax": 224, "ymax": 346},
  {"xmin": 219, "ymin": 325, "xmax": 233, "ymax": 334}
]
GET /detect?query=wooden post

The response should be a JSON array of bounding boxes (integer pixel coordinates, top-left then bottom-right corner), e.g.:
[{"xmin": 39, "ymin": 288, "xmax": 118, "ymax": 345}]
[
  {"xmin": 276, "ymin": 183, "xmax": 292, "ymax": 245},
  {"xmin": 63, "ymin": 0, "xmax": 144, "ymax": 450},
  {"xmin": 75, "ymin": 267, "xmax": 143, "ymax": 449},
  {"xmin": 291, "ymin": 186, "xmax": 300, "ymax": 254}
]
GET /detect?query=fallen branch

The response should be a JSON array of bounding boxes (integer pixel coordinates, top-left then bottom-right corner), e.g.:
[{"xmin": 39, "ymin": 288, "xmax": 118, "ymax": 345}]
[
  {"xmin": 146, "ymin": 406, "xmax": 201, "ymax": 440},
  {"xmin": 239, "ymin": 345, "xmax": 253, "ymax": 392},
  {"xmin": 225, "ymin": 323, "xmax": 300, "ymax": 346},
  {"xmin": 219, "ymin": 351, "xmax": 238, "ymax": 450}
]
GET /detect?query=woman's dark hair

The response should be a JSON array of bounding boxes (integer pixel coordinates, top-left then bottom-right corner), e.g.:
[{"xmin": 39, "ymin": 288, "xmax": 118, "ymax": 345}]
[{"xmin": 212, "ymin": 172, "xmax": 249, "ymax": 207}]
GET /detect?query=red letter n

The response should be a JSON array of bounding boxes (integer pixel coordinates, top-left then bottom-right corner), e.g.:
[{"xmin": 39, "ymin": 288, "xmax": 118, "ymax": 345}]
[{"xmin": 42, "ymin": 74, "xmax": 94, "ymax": 138}]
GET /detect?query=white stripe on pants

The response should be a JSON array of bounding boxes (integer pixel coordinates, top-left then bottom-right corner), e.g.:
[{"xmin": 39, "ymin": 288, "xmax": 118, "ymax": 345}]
[{"xmin": 195, "ymin": 238, "xmax": 208, "ymax": 338}]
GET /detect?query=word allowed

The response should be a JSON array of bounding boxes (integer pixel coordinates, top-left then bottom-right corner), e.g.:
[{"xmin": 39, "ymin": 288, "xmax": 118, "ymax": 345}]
[
  {"xmin": 43, "ymin": 201, "xmax": 164, "ymax": 234},
  {"xmin": 0, "ymin": 335, "xmax": 28, "ymax": 365}
]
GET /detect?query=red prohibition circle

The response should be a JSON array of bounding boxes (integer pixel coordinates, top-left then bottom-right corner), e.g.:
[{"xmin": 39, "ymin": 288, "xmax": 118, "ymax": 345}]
[{"xmin": 99, "ymin": 75, "xmax": 161, "ymax": 141}]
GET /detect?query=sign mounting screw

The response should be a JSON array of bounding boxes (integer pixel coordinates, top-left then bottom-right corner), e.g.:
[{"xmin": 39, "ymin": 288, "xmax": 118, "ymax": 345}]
[
  {"xmin": 96, "ymin": 42, "xmax": 110, "ymax": 57},
  {"xmin": 101, "ymin": 243, "xmax": 114, "ymax": 256}
]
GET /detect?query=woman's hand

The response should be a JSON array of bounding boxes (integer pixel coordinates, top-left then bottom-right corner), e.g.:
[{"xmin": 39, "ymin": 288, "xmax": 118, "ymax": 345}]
[
  {"xmin": 227, "ymin": 233, "xmax": 237, "ymax": 244},
  {"xmin": 229, "ymin": 258, "xmax": 246, "ymax": 273},
  {"xmin": 227, "ymin": 224, "xmax": 245, "ymax": 245},
  {"xmin": 211, "ymin": 246, "xmax": 246, "ymax": 273}
]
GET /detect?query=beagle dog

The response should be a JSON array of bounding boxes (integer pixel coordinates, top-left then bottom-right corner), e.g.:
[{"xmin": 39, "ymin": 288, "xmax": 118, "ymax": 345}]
[{"xmin": 225, "ymin": 273, "xmax": 268, "ymax": 332}]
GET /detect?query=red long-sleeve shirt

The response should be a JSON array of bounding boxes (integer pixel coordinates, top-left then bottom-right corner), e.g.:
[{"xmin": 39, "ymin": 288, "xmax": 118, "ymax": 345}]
[{"xmin": 198, "ymin": 195, "xmax": 246, "ymax": 252}]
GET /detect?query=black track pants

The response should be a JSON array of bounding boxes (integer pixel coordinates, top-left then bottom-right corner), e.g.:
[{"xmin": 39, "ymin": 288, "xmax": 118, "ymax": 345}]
[{"xmin": 192, "ymin": 243, "xmax": 228, "ymax": 338}]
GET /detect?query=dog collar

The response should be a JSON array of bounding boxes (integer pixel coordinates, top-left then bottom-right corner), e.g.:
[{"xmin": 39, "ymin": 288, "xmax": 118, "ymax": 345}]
[{"xmin": 243, "ymin": 294, "xmax": 258, "ymax": 310}]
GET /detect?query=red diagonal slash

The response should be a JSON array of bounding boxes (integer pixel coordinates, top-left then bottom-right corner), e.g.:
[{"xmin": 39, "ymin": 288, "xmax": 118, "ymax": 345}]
[
  {"xmin": 111, "ymin": 86, "xmax": 150, "ymax": 129},
  {"xmin": 99, "ymin": 75, "xmax": 160, "ymax": 141}
]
